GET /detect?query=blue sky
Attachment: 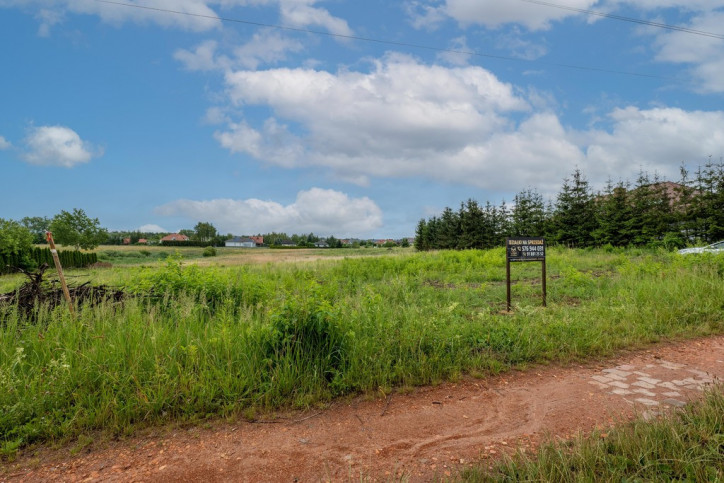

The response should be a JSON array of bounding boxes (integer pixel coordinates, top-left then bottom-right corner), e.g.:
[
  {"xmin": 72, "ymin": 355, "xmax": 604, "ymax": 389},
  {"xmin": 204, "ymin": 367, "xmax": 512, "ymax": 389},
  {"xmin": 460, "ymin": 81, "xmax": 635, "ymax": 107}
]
[{"xmin": 1, "ymin": 0, "xmax": 723, "ymax": 238}]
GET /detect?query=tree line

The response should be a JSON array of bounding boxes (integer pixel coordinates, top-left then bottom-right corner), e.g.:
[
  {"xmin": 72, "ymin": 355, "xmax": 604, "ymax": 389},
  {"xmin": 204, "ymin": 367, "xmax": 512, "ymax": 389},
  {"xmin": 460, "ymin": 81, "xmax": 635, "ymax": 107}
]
[{"xmin": 415, "ymin": 161, "xmax": 724, "ymax": 251}]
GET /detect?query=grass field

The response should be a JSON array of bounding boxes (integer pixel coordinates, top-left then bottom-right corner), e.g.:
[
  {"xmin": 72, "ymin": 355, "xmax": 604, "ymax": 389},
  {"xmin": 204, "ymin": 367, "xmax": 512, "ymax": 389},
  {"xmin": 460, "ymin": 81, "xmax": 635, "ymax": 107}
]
[{"xmin": 1, "ymin": 246, "xmax": 723, "ymax": 459}]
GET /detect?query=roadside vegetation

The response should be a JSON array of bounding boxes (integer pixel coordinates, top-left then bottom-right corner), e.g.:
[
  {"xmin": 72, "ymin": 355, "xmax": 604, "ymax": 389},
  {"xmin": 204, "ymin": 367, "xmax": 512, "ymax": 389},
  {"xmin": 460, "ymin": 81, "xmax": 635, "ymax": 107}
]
[
  {"xmin": 1, "ymin": 246, "xmax": 723, "ymax": 458},
  {"xmin": 461, "ymin": 385, "xmax": 724, "ymax": 482}
]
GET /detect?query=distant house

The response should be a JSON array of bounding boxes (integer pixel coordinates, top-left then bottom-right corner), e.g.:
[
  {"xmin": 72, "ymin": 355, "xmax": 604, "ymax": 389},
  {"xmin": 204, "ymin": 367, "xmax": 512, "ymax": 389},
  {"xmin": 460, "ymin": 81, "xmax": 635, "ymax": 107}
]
[
  {"xmin": 225, "ymin": 236, "xmax": 256, "ymax": 248},
  {"xmin": 137, "ymin": 238, "xmax": 148, "ymax": 245},
  {"xmin": 161, "ymin": 233, "xmax": 190, "ymax": 242},
  {"xmin": 279, "ymin": 239, "xmax": 296, "ymax": 247},
  {"xmin": 313, "ymin": 239, "xmax": 329, "ymax": 248},
  {"xmin": 122, "ymin": 237, "xmax": 131, "ymax": 245},
  {"xmin": 250, "ymin": 236, "xmax": 264, "ymax": 246}
]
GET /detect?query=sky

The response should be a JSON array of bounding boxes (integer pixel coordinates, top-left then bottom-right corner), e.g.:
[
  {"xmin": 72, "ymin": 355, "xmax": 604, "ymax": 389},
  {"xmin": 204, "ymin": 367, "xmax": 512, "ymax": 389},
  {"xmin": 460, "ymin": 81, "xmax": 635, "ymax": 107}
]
[{"xmin": 1, "ymin": 0, "xmax": 723, "ymax": 238}]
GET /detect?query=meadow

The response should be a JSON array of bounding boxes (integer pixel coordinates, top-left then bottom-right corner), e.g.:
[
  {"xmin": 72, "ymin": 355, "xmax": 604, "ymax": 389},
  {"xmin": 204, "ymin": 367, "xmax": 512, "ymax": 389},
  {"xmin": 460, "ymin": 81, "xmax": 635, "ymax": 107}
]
[{"xmin": 1, "ymin": 246, "xmax": 723, "ymax": 458}]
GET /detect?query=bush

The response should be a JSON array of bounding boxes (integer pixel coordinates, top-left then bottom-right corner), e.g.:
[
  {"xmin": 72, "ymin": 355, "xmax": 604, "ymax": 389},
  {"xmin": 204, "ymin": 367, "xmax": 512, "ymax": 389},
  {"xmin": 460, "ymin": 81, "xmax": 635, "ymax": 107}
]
[{"xmin": 203, "ymin": 246, "xmax": 217, "ymax": 257}]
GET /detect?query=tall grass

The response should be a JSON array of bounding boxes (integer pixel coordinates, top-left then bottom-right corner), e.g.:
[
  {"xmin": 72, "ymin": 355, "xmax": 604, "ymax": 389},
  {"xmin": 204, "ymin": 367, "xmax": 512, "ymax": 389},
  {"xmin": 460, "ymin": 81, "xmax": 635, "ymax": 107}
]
[{"xmin": 1, "ymin": 248, "xmax": 723, "ymax": 456}]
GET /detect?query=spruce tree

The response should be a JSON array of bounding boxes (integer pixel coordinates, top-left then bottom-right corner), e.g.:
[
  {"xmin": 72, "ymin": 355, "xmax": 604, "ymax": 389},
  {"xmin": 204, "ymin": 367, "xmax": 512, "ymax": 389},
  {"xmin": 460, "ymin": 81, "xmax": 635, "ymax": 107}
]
[{"xmin": 552, "ymin": 169, "xmax": 597, "ymax": 247}]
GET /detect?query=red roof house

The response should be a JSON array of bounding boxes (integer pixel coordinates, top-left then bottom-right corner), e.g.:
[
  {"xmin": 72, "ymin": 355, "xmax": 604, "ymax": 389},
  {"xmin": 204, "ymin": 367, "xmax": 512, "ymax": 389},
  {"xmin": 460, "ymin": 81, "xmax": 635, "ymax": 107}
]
[{"xmin": 161, "ymin": 233, "xmax": 190, "ymax": 242}]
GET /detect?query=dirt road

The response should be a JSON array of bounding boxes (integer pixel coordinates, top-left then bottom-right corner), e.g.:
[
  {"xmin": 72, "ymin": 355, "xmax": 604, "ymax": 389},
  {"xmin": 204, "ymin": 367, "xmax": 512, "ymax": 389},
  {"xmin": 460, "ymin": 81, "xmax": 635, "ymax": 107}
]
[{"xmin": 3, "ymin": 335, "xmax": 723, "ymax": 482}]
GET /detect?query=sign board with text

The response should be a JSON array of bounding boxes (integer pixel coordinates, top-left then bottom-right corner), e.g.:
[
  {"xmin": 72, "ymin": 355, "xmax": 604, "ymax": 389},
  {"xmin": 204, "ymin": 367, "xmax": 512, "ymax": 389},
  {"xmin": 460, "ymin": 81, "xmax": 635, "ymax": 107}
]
[
  {"xmin": 507, "ymin": 237, "xmax": 545, "ymax": 262},
  {"xmin": 505, "ymin": 237, "xmax": 546, "ymax": 310}
]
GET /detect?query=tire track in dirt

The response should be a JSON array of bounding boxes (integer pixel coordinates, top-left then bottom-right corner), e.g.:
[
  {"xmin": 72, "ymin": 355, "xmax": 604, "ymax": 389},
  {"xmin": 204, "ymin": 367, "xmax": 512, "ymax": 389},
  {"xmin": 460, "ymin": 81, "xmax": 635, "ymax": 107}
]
[{"xmin": 2, "ymin": 335, "xmax": 722, "ymax": 482}]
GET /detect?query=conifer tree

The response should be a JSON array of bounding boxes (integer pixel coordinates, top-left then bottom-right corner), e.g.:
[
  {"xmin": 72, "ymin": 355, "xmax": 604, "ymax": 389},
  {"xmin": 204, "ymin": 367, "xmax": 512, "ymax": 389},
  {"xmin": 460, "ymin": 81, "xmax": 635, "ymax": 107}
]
[
  {"xmin": 511, "ymin": 189, "xmax": 546, "ymax": 237},
  {"xmin": 552, "ymin": 169, "xmax": 597, "ymax": 247}
]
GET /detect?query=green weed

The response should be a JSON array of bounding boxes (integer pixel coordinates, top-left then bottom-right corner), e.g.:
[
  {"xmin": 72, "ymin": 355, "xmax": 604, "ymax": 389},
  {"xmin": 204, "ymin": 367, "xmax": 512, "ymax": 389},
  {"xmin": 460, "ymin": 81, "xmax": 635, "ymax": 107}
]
[{"xmin": 0, "ymin": 247, "xmax": 722, "ymax": 456}]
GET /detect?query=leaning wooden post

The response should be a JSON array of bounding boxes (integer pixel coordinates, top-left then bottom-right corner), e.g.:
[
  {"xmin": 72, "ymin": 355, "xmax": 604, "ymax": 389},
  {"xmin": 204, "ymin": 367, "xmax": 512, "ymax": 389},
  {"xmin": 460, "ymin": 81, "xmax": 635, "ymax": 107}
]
[{"xmin": 46, "ymin": 231, "xmax": 74, "ymax": 315}]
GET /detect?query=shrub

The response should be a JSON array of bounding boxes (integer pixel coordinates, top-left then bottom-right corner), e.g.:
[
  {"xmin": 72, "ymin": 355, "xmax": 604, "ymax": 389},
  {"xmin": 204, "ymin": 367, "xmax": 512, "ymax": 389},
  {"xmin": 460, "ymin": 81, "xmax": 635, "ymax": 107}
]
[{"xmin": 203, "ymin": 246, "xmax": 217, "ymax": 257}]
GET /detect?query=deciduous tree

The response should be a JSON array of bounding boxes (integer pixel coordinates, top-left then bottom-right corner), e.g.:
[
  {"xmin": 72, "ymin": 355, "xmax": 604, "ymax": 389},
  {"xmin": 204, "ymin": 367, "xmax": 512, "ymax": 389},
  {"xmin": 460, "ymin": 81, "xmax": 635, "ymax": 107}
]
[{"xmin": 49, "ymin": 209, "xmax": 107, "ymax": 250}]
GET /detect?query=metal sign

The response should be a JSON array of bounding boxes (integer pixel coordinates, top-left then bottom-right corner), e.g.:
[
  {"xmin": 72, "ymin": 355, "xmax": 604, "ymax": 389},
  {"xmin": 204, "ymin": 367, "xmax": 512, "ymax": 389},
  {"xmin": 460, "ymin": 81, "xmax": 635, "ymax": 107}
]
[
  {"xmin": 506, "ymin": 238, "xmax": 546, "ymax": 311},
  {"xmin": 507, "ymin": 237, "xmax": 545, "ymax": 261}
]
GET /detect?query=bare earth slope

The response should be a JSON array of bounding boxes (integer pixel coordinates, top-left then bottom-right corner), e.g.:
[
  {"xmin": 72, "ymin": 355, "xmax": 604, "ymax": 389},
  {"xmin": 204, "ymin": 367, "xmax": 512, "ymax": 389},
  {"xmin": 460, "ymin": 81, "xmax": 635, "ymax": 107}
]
[{"xmin": 3, "ymin": 335, "xmax": 723, "ymax": 482}]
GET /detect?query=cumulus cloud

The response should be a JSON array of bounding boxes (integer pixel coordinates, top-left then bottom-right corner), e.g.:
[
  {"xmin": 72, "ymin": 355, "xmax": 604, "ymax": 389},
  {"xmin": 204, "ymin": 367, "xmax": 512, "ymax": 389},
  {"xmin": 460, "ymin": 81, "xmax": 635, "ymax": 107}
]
[
  {"xmin": 217, "ymin": 54, "xmax": 531, "ymax": 183},
  {"xmin": 22, "ymin": 125, "xmax": 101, "ymax": 168},
  {"xmin": 581, "ymin": 107, "xmax": 724, "ymax": 182},
  {"xmin": 211, "ymin": 54, "xmax": 724, "ymax": 195},
  {"xmin": 155, "ymin": 188, "xmax": 383, "ymax": 236},
  {"xmin": 0, "ymin": 136, "xmax": 10, "ymax": 150},
  {"xmin": 138, "ymin": 224, "xmax": 167, "ymax": 233}
]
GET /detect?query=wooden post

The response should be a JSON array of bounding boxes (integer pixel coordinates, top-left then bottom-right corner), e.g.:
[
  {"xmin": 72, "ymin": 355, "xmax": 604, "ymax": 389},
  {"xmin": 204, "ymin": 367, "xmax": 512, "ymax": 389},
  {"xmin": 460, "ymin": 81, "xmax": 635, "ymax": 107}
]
[
  {"xmin": 506, "ymin": 258, "xmax": 511, "ymax": 312},
  {"xmin": 542, "ymin": 260, "xmax": 547, "ymax": 308},
  {"xmin": 46, "ymin": 231, "xmax": 74, "ymax": 315}
]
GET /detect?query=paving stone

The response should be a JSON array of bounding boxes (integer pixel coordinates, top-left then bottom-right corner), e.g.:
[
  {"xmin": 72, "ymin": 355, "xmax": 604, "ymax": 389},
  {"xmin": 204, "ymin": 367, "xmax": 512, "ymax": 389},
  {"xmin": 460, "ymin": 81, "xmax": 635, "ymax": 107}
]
[
  {"xmin": 591, "ymin": 375, "xmax": 613, "ymax": 384},
  {"xmin": 687, "ymin": 369, "xmax": 711, "ymax": 378},
  {"xmin": 658, "ymin": 361, "xmax": 685, "ymax": 370},
  {"xmin": 635, "ymin": 398, "xmax": 659, "ymax": 406},
  {"xmin": 633, "ymin": 388, "xmax": 656, "ymax": 397},
  {"xmin": 632, "ymin": 381, "xmax": 656, "ymax": 389},
  {"xmin": 662, "ymin": 399, "xmax": 687, "ymax": 408},
  {"xmin": 602, "ymin": 369, "xmax": 632, "ymax": 378},
  {"xmin": 662, "ymin": 391, "xmax": 682, "ymax": 398},
  {"xmin": 600, "ymin": 373, "xmax": 628, "ymax": 381},
  {"xmin": 680, "ymin": 378, "xmax": 700, "ymax": 385},
  {"xmin": 611, "ymin": 389, "xmax": 633, "ymax": 396},
  {"xmin": 633, "ymin": 371, "xmax": 651, "ymax": 377},
  {"xmin": 658, "ymin": 382, "xmax": 679, "ymax": 390},
  {"xmin": 671, "ymin": 380, "xmax": 686, "ymax": 386},
  {"xmin": 637, "ymin": 377, "xmax": 661, "ymax": 385}
]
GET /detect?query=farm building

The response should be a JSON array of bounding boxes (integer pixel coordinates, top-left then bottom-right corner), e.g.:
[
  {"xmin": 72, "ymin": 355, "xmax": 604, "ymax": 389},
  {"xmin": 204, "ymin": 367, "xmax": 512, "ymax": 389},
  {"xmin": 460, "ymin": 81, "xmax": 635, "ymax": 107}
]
[{"xmin": 225, "ymin": 236, "xmax": 257, "ymax": 248}]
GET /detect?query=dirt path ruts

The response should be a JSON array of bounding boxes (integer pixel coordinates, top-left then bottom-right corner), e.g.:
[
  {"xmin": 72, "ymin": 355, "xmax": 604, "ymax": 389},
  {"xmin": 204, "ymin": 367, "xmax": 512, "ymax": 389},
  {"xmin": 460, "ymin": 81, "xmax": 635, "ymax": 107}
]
[{"xmin": 2, "ymin": 335, "xmax": 723, "ymax": 482}]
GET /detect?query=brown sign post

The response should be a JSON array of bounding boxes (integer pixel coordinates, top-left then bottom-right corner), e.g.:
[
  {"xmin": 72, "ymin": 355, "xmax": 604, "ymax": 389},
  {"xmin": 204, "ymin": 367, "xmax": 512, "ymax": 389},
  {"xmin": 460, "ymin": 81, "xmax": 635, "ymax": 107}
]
[{"xmin": 506, "ymin": 237, "xmax": 546, "ymax": 311}]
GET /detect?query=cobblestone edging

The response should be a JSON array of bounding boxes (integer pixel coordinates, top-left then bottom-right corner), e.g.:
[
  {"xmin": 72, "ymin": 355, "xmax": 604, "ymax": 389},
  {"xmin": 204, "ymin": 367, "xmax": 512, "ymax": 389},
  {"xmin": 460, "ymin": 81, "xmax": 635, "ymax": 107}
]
[{"xmin": 589, "ymin": 359, "xmax": 718, "ymax": 409}]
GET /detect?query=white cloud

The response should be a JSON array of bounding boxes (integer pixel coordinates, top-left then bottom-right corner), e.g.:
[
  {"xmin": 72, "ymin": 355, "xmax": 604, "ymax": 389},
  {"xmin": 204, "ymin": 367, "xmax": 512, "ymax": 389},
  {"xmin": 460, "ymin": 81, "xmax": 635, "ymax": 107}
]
[
  {"xmin": 407, "ymin": 1, "xmax": 724, "ymax": 32},
  {"xmin": 1, "ymin": 0, "xmax": 221, "ymax": 33},
  {"xmin": 278, "ymin": 0, "xmax": 351, "ymax": 36},
  {"xmin": 219, "ymin": 0, "xmax": 352, "ymax": 35},
  {"xmin": 232, "ymin": 30, "xmax": 305, "ymax": 69},
  {"xmin": 581, "ymin": 107, "xmax": 724, "ymax": 182},
  {"xmin": 155, "ymin": 188, "xmax": 383, "ymax": 236},
  {"xmin": 214, "ymin": 118, "xmax": 304, "ymax": 168},
  {"xmin": 407, "ymin": 0, "xmax": 600, "ymax": 31},
  {"xmin": 22, "ymin": 125, "xmax": 101, "ymax": 168},
  {"xmin": 174, "ymin": 40, "xmax": 222, "ymax": 71},
  {"xmin": 138, "ymin": 224, "xmax": 167, "ymax": 233},
  {"xmin": 2, "ymin": 0, "xmax": 351, "ymax": 35},
  {"xmin": 212, "ymin": 54, "xmax": 724, "ymax": 195},
  {"xmin": 174, "ymin": 31, "xmax": 304, "ymax": 72},
  {"xmin": 649, "ymin": 11, "xmax": 724, "ymax": 93},
  {"xmin": 0, "ymin": 136, "xmax": 10, "ymax": 150}
]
